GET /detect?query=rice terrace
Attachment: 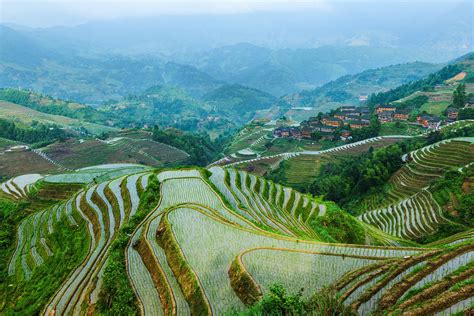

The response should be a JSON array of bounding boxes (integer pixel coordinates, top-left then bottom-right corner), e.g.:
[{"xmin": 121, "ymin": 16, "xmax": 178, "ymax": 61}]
[
  {"xmin": 1, "ymin": 1, "xmax": 474, "ymax": 315},
  {"xmin": 1, "ymin": 120, "xmax": 474, "ymax": 315}
]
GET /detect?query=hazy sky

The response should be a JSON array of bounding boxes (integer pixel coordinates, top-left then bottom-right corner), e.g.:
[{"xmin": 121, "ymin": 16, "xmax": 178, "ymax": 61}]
[
  {"xmin": 1, "ymin": 0, "xmax": 330, "ymax": 27},
  {"xmin": 0, "ymin": 0, "xmax": 467, "ymax": 28}
]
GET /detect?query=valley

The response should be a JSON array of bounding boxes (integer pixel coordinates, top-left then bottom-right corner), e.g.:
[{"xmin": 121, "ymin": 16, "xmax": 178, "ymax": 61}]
[{"xmin": 0, "ymin": 4, "xmax": 473, "ymax": 314}]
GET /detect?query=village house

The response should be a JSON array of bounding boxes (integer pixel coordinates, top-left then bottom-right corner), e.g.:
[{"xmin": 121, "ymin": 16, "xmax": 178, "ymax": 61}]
[
  {"xmin": 378, "ymin": 111, "xmax": 395, "ymax": 123},
  {"xmin": 394, "ymin": 109, "xmax": 409, "ymax": 121},
  {"xmin": 349, "ymin": 120, "xmax": 369, "ymax": 129},
  {"xmin": 360, "ymin": 107, "xmax": 370, "ymax": 115},
  {"xmin": 308, "ymin": 117, "xmax": 321, "ymax": 127},
  {"xmin": 346, "ymin": 112, "xmax": 361, "ymax": 120},
  {"xmin": 321, "ymin": 125, "xmax": 337, "ymax": 133},
  {"xmin": 376, "ymin": 105, "xmax": 397, "ymax": 114},
  {"xmin": 359, "ymin": 95, "xmax": 368, "ymax": 101},
  {"xmin": 427, "ymin": 117, "xmax": 441, "ymax": 129},
  {"xmin": 334, "ymin": 113, "xmax": 347, "ymax": 120},
  {"xmin": 301, "ymin": 127, "xmax": 313, "ymax": 138},
  {"xmin": 273, "ymin": 126, "xmax": 290, "ymax": 137},
  {"xmin": 289, "ymin": 127, "xmax": 302, "ymax": 138},
  {"xmin": 322, "ymin": 117, "xmax": 343, "ymax": 127},
  {"xmin": 446, "ymin": 107, "xmax": 459, "ymax": 121},
  {"xmin": 312, "ymin": 124, "xmax": 337, "ymax": 133},
  {"xmin": 417, "ymin": 114, "xmax": 441, "ymax": 129}
]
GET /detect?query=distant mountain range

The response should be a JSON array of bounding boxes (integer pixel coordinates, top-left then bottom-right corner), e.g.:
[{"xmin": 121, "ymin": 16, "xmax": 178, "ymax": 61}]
[
  {"xmin": 0, "ymin": 25, "xmax": 223, "ymax": 103},
  {"xmin": 1, "ymin": 20, "xmax": 472, "ymax": 135},
  {"xmin": 174, "ymin": 43, "xmax": 433, "ymax": 96},
  {"xmin": 1, "ymin": 49, "xmax": 472, "ymax": 136},
  {"xmin": 9, "ymin": 1, "xmax": 471, "ymax": 57},
  {"xmin": 1, "ymin": 9, "xmax": 472, "ymax": 104}
]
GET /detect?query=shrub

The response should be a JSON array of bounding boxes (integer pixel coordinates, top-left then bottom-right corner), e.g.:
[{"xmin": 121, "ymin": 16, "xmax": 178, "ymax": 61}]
[
  {"xmin": 309, "ymin": 207, "xmax": 366, "ymax": 244},
  {"xmin": 239, "ymin": 284, "xmax": 304, "ymax": 316},
  {"xmin": 234, "ymin": 285, "xmax": 355, "ymax": 316}
]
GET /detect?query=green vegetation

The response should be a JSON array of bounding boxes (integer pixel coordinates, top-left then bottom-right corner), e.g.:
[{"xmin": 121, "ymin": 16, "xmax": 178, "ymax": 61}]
[
  {"xmin": 2, "ymin": 164, "xmax": 464, "ymax": 315},
  {"xmin": 267, "ymin": 155, "xmax": 327, "ymax": 191},
  {"xmin": 430, "ymin": 169, "xmax": 473, "ymax": 227},
  {"xmin": 459, "ymin": 108, "xmax": 474, "ymax": 119},
  {"xmin": 235, "ymin": 284, "xmax": 304, "ymax": 315},
  {"xmin": 152, "ymin": 126, "xmax": 229, "ymax": 166},
  {"xmin": 349, "ymin": 116, "xmax": 381, "ymax": 142},
  {"xmin": 419, "ymin": 101, "xmax": 450, "ymax": 117},
  {"xmin": 0, "ymin": 88, "xmax": 114, "ymax": 126},
  {"xmin": 4, "ymin": 222, "xmax": 89, "ymax": 314},
  {"xmin": 294, "ymin": 61, "xmax": 440, "ymax": 109},
  {"xmin": 379, "ymin": 121, "xmax": 424, "ymax": 136},
  {"xmin": 235, "ymin": 284, "xmax": 355, "ymax": 316},
  {"xmin": 396, "ymin": 95, "xmax": 429, "ymax": 110},
  {"xmin": 452, "ymin": 83, "xmax": 467, "ymax": 108},
  {"xmin": 0, "ymin": 191, "xmax": 90, "ymax": 315},
  {"xmin": 100, "ymin": 84, "xmax": 282, "ymax": 135},
  {"xmin": 203, "ymin": 84, "xmax": 284, "ymax": 124},
  {"xmin": 97, "ymin": 175, "xmax": 160, "ymax": 315},
  {"xmin": 309, "ymin": 140, "xmax": 417, "ymax": 211},
  {"xmin": 0, "ymin": 118, "xmax": 69, "ymax": 145},
  {"xmin": 309, "ymin": 207, "xmax": 365, "ymax": 244},
  {"xmin": 367, "ymin": 64, "xmax": 463, "ymax": 107}
]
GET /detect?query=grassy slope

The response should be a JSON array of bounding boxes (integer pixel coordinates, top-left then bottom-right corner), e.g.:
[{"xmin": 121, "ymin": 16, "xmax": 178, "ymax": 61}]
[{"xmin": 0, "ymin": 101, "xmax": 115, "ymax": 134}]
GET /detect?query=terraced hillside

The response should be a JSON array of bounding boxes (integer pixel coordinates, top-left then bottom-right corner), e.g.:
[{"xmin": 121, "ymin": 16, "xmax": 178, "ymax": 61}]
[
  {"xmin": 125, "ymin": 168, "xmax": 420, "ymax": 315},
  {"xmin": 213, "ymin": 136, "xmax": 408, "ymax": 192},
  {"xmin": 0, "ymin": 133, "xmax": 189, "ymax": 178},
  {"xmin": 42, "ymin": 136, "xmax": 189, "ymax": 170},
  {"xmin": 2, "ymin": 164, "xmax": 431, "ymax": 315},
  {"xmin": 359, "ymin": 137, "xmax": 474, "ymax": 239},
  {"xmin": 334, "ymin": 241, "xmax": 474, "ymax": 315}
]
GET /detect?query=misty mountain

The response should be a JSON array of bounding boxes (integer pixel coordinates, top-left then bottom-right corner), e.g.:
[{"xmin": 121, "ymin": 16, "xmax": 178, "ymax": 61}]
[
  {"xmin": 0, "ymin": 1, "xmax": 471, "ymax": 105},
  {"xmin": 9, "ymin": 1, "xmax": 471, "ymax": 60},
  {"xmin": 99, "ymin": 83, "xmax": 284, "ymax": 132},
  {"xmin": 0, "ymin": 25, "xmax": 62, "ymax": 67},
  {"xmin": 203, "ymin": 83, "xmax": 285, "ymax": 122},
  {"xmin": 0, "ymin": 26, "xmax": 223, "ymax": 103},
  {"xmin": 176, "ymin": 43, "xmax": 433, "ymax": 96}
]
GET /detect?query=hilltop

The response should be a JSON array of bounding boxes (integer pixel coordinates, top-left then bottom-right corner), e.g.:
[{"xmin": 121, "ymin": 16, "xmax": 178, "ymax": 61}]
[{"xmin": 100, "ymin": 84, "xmax": 286, "ymax": 134}]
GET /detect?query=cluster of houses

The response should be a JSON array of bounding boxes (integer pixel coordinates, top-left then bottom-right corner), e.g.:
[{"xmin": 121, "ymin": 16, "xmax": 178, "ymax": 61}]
[
  {"xmin": 374, "ymin": 105, "xmax": 445, "ymax": 129},
  {"xmin": 273, "ymin": 105, "xmax": 371, "ymax": 141},
  {"xmin": 273, "ymin": 98, "xmax": 474, "ymax": 141}
]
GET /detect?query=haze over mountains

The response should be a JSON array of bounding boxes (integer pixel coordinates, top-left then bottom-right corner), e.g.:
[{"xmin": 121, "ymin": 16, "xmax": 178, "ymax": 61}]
[{"xmin": 1, "ymin": 0, "xmax": 472, "ymax": 106}]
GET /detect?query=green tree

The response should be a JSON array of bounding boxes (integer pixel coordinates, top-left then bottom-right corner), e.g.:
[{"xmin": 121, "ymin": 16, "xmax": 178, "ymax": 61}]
[
  {"xmin": 452, "ymin": 83, "xmax": 467, "ymax": 108},
  {"xmin": 310, "ymin": 131, "xmax": 322, "ymax": 141},
  {"xmin": 459, "ymin": 108, "xmax": 474, "ymax": 120},
  {"xmin": 240, "ymin": 284, "xmax": 304, "ymax": 316}
]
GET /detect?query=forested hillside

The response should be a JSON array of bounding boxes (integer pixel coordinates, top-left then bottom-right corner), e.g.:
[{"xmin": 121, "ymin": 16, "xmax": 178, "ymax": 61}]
[{"xmin": 289, "ymin": 61, "xmax": 441, "ymax": 108}]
